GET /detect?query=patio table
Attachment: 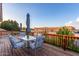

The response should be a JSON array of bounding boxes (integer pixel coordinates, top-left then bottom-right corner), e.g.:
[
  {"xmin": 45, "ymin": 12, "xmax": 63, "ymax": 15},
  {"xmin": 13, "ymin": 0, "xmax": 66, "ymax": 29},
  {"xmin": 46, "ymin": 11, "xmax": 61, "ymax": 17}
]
[{"xmin": 18, "ymin": 35, "xmax": 36, "ymax": 47}]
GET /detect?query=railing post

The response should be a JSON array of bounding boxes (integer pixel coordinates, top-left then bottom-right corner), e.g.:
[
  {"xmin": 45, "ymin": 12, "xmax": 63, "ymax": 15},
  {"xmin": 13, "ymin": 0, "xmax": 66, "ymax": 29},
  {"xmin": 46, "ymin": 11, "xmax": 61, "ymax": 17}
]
[{"xmin": 63, "ymin": 36, "xmax": 67, "ymax": 50}]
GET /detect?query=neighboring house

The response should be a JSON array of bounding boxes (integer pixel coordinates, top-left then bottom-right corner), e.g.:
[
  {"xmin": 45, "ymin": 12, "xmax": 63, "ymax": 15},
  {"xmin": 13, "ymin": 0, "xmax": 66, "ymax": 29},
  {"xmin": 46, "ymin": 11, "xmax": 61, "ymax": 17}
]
[
  {"xmin": 0, "ymin": 3, "xmax": 3, "ymax": 22},
  {"xmin": 32, "ymin": 26, "xmax": 75, "ymax": 35},
  {"xmin": 74, "ymin": 29, "xmax": 79, "ymax": 33}
]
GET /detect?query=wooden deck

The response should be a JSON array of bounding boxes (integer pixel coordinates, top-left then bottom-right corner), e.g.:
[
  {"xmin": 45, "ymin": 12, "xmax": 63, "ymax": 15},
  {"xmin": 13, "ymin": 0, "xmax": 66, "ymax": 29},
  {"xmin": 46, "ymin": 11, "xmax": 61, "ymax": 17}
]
[{"xmin": 0, "ymin": 36, "xmax": 79, "ymax": 56}]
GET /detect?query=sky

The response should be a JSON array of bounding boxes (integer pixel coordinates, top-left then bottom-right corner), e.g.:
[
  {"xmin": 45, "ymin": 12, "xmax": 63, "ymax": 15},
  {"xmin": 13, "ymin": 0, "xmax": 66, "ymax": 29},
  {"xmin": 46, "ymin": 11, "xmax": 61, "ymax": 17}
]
[{"xmin": 2, "ymin": 3, "xmax": 79, "ymax": 29}]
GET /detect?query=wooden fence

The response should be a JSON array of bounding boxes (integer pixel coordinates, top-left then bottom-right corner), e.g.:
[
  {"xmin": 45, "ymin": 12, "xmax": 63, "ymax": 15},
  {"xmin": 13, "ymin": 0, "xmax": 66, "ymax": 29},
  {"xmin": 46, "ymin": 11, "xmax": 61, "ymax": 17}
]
[
  {"xmin": 45, "ymin": 34, "xmax": 79, "ymax": 52},
  {"xmin": 0, "ymin": 31, "xmax": 9, "ymax": 36}
]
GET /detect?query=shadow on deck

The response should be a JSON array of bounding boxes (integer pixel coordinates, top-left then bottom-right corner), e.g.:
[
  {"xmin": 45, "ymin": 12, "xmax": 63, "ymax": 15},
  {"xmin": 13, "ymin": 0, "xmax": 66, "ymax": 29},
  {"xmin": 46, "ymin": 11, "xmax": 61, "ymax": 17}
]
[{"xmin": 0, "ymin": 36, "xmax": 79, "ymax": 56}]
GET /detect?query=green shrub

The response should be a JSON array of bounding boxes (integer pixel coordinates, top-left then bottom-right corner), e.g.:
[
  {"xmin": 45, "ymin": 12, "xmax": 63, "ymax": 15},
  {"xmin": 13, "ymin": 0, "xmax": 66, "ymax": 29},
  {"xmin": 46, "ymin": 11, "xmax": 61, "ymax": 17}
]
[
  {"xmin": 56, "ymin": 26, "xmax": 73, "ymax": 35},
  {"xmin": 0, "ymin": 20, "xmax": 19, "ymax": 31}
]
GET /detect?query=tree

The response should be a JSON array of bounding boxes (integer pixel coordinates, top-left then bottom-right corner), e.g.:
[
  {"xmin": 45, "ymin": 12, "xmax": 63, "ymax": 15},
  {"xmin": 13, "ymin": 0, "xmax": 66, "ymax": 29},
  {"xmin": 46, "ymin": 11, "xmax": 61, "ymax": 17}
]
[
  {"xmin": 0, "ymin": 20, "xmax": 19, "ymax": 31},
  {"xmin": 56, "ymin": 26, "xmax": 74, "ymax": 50},
  {"xmin": 57, "ymin": 26, "xmax": 73, "ymax": 35}
]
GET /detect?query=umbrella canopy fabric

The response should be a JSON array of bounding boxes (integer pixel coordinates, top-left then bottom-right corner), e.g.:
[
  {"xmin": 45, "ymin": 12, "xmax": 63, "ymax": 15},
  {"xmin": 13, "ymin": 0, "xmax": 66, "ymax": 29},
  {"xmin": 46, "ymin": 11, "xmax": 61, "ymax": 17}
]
[{"xmin": 26, "ymin": 13, "xmax": 31, "ymax": 35}]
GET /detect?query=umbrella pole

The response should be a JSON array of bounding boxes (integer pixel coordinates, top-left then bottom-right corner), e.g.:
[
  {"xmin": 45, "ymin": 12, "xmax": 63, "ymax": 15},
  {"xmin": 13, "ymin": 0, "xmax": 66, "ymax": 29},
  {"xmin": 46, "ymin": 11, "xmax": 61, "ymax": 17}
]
[
  {"xmin": 27, "ymin": 33, "xmax": 30, "ymax": 55},
  {"xmin": 27, "ymin": 33, "xmax": 29, "ymax": 47},
  {"xmin": 27, "ymin": 33, "xmax": 29, "ymax": 39}
]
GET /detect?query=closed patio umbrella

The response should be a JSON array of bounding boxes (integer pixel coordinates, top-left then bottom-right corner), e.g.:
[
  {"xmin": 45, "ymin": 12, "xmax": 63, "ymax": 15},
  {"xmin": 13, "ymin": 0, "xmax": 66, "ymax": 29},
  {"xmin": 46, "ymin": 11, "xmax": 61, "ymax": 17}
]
[{"xmin": 26, "ymin": 13, "xmax": 31, "ymax": 39}]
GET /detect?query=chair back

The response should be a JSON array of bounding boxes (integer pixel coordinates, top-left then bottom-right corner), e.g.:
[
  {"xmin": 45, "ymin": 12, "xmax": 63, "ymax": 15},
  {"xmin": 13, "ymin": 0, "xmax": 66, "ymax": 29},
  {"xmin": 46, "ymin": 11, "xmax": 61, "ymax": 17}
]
[
  {"xmin": 9, "ymin": 36, "xmax": 16, "ymax": 48},
  {"xmin": 35, "ymin": 35, "xmax": 44, "ymax": 48},
  {"xmin": 9, "ymin": 35, "xmax": 24, "ymax": 48}
]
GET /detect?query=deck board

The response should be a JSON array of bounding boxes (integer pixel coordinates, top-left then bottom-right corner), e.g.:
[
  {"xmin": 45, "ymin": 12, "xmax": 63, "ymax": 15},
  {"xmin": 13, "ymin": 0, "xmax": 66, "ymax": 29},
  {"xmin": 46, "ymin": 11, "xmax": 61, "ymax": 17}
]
[{"xmin": 0, "ymin": 36, "xmax": 79, "ymax": 56}]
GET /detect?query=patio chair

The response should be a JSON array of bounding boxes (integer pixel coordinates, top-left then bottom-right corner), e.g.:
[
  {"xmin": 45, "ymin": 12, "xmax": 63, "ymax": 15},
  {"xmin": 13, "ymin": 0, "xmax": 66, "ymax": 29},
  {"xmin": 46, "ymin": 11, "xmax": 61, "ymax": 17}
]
[
  {"xmin": 29, "ymin": 34, "xmax": 45, "ymax": 55},
  {"xmin": 9, "ymin": 35, "xmax": 26, "ymax": 55}
]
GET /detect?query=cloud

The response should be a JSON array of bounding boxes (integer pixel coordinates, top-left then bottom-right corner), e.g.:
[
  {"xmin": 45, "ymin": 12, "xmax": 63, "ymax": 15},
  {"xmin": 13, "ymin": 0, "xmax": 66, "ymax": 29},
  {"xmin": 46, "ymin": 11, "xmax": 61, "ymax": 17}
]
[
  {"xmin": 76, "ymin": 17, "xmax": 79, "ymax": 22},
  {"xmin": 65, "ymin": 17, "xmax": 79, "ymax": 29},
  {"xmin": 65, "ymin": 21, "xmax": 73, "ymax": 26}
]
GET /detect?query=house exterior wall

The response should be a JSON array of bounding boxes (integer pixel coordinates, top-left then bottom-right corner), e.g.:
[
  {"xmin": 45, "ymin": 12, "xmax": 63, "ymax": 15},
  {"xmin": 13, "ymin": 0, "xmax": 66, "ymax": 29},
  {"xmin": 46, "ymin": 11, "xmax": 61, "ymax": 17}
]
[
  {"xmin": 0, "ymin": 3, "xmax": 2, "ymax": 22},
  {"xmin": 32, "ymin": 26, "xmax": 75, "ymax": 35}
]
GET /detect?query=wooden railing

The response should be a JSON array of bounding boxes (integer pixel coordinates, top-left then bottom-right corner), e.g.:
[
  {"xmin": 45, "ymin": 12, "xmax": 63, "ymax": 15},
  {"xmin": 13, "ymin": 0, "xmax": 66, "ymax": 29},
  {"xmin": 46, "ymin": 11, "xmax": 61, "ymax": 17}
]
[
  {"xmin": 45, "ymin": 34, "xmax": 79, "ymax": 52},
  {"xmin": 0, "ymin": 31, "xmax": 9, "ymax": 36},
  {"xmin": 0, "ymin": 31, "xmax": 20, "ymax": 36}
]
